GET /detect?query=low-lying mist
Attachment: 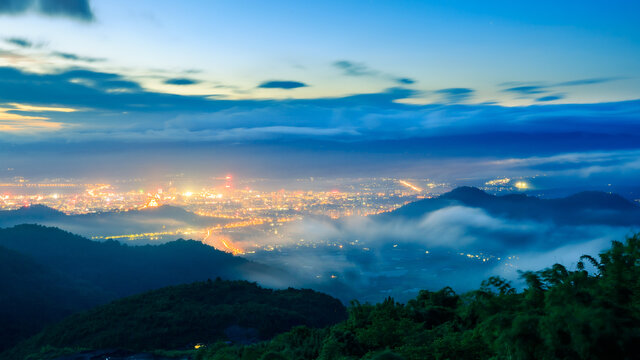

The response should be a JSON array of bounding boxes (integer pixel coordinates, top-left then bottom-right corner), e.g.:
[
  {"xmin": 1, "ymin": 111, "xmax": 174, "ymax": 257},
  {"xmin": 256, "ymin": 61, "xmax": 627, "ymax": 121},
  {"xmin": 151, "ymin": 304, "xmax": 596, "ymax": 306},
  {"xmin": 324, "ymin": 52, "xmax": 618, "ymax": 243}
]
[{"xmin": 242, "ymin": 205, "xmax": 637, "ymax": 302}]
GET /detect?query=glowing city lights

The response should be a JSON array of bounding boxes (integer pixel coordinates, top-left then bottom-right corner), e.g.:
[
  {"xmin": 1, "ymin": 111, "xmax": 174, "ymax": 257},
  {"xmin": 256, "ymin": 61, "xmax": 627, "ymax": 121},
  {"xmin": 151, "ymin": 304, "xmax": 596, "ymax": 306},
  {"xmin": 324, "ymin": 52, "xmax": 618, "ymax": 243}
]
[{"xmin": 514, "ymin": 181, "xmax": 529, "ymax": 190}]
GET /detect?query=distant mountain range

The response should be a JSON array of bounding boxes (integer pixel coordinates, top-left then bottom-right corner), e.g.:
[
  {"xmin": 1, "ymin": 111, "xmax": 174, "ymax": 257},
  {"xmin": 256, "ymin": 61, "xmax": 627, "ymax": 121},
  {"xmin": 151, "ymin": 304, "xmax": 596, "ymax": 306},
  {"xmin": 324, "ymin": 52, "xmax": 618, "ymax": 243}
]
[
  {"xmin": 0, "ymin": 205, "xmax": 230, "ymax": 241},
  {"xmin": 0, "ymin": 224, "xmax": 289, "ymax": 352},
  {"xmin": 384, "ymin": 186, "xmax": 640, "ymax": 226}
]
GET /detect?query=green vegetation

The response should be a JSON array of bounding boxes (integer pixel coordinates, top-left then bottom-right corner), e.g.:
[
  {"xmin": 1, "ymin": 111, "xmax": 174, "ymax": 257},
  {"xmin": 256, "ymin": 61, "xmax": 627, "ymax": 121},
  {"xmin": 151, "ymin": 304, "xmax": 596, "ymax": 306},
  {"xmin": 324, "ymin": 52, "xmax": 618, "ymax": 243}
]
[
  {"xmin": 197, "ymin": 235, "xmax": 640, "ymax": 360},
  {"xmin": 2, "ymin": 279, "xmax": 346, "ymax": 360},
  {"xmin": 3, "ymin": 229, "xmax": 639, "ymax": 359},
  {"xmin": 0, "ymin": 224, "xmax": 288, "ymax": 351},
  {"xmin": 0, "ymin": 245, "xmax": 105, "ymax": 352}
]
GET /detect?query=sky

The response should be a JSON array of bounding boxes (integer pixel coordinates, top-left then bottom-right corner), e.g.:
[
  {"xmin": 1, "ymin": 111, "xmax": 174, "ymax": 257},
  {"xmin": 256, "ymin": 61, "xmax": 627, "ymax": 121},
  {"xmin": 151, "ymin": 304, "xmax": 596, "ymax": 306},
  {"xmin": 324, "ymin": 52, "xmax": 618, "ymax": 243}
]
[{"xmin": 0, "ymin": 0, "xmax": 639, "ymax": 185}]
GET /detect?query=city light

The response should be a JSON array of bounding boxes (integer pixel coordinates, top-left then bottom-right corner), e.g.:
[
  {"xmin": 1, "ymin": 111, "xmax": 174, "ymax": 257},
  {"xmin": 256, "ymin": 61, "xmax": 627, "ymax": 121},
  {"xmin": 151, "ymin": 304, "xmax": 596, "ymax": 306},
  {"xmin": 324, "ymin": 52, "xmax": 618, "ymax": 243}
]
[
  {"xmin": 398, "ymin": 180, "xmax": 423, "ymax": 192},
  {"xmin": 0, "ymin": 176, "xmax": 450, "ymax": 254},
  {"xmin": 514, "ymin": 181, "xmax": 529, "ymax": 190}
]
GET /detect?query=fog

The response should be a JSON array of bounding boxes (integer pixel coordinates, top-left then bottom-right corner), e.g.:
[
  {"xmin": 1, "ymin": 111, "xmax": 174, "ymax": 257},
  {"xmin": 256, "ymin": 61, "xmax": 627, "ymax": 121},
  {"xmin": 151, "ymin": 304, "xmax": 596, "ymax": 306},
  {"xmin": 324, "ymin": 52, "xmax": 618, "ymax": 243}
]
[{"xmin": 244, "ymin": 205, "xmax": 638, "ymax": 302}]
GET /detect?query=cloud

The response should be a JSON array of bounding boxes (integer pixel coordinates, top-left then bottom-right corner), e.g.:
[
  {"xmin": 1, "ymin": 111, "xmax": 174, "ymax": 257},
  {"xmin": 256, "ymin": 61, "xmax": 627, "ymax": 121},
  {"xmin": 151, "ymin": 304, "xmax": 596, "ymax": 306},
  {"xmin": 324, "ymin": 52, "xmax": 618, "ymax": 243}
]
[
  {"xmin": 0, "ymin": 0, "xmax": 94, "ymax": 21},
  {"xmin": 502, "ymin": 78, "xmax": 622, "ymax": 99},
  {"xmin": 556, "ymin": 77, "xmax": 621, "ymax": 87},
  {"xmin": 2, "ymin": 64, "xmax": 640, "ymax": 160},
  {"xmin": 487, "ymin": 149, "xmax": 640, "ymax": 179},
  {"xmin": 52, "ymin": 51, "xmax": 104, "ymax": 62},
  {"xmin": 333, "ymin": 60, "xmax": 416, "ymax": 86},
  {"xmin": 257, "ymin": 80, "xmax": 308, "ymax": 89},
  {"xmin": 503, "ymin": 85, "xmax": 547, "ymax": 96},
  {"xmin": 395, "ymin": 77, "xmax": 416, "ymax": 85},
  {"xmin": 435, "ymin": 88, "xmax": 474, "ymax": 103},
  {"xmin": 333, "ymin": 60, "xmax": 377, "ymax": 77},
  {"xmin": 5, "ymin": 37, "xmax": 32, "ymax": 48},
  {"xmin": 536, "ymin": 94, "xmax": 564, "ymax": 102},
  {"xmin": 164, "ymin": 78, "xmax": 200, "ymax": 86},
  {"xmin": 244, "ymin": 204, "xmax": 637, "ymax": 300},
  {"xmin": 0, "ymin": 103, "xmax": 70, "ymax": 132},
  {"xmin": 0, "ymin": 66, "xmax": 221, "ymax": 111}
]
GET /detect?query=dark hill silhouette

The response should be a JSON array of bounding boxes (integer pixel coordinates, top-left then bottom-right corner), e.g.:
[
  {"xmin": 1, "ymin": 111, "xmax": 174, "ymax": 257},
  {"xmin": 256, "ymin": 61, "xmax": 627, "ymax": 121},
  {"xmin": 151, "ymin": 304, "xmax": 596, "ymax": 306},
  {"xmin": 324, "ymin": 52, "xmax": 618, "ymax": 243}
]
[
  {"xmin": 0, "ymin": 205, "xmax": 231, "ymax": 241},
  {"xmin": 0, "ymin": 225, "xmax": 291, "ymax": 352},
  {"xmin": 385, "ymin": 186, "xmax": 640, "ymax": 226},
  {"xmin": 0, "ymin": 204, "xmax": 66, "ymax": 222},
  {"xmin": 4, "ymin": 280, "xmax": 347, "ymax": 359},
  {"xmin": 0, "ymin": 245, "xmax": 107, "ymax": 352},
  {"xmin": 0, "ymin": 224, "xmax": 288, "ymax": 297},
  {"xmin": 77, "ymin": 204, "xmax": 221, "ymax": 225}
]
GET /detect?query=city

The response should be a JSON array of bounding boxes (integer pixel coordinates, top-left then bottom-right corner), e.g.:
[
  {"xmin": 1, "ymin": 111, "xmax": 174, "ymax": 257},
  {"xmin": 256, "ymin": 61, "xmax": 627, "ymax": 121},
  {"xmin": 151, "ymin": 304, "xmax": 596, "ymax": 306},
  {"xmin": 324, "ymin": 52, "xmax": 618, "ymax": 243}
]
[{"xmin": 0, "ymin": 174, "xmax": 541, "ymax": 251}]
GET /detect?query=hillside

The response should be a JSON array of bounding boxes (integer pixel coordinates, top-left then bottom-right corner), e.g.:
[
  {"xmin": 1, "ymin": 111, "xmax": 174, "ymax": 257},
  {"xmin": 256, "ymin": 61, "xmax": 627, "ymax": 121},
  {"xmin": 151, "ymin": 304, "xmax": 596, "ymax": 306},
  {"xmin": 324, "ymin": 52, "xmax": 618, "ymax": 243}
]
[
  {"xmin": 0, "ymin": 205, "xmax": 231, "ymax": 241},
  {"xmin": 0, "ymin": 245, "xmax": 106, "ymax": 352},
  {"xmin": 385, "ymin": 186, "xmax": 640, "ymax": 226},
  {"xmin": 0, "ymin": 224, "xmax": 288, "ymax": 297},
  {"xmin": 0, "ymin": 225, "xmax": 290, "ymax": 352},
  {"xmin": 197, "ymin": 234, "xmax": 640, "ymax": 360},
  {"xmin": 3, "ymin": 280, "xmax": 347, "ymax": 360}
]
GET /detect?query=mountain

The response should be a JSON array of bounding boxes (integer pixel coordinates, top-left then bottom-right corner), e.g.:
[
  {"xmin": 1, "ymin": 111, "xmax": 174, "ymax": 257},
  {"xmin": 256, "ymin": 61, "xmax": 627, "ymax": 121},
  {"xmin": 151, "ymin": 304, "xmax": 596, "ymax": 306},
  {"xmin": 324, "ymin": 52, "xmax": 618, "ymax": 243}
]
[
  {"xmin": 0, "ymin": 245, "xmax": 106, "ymax": 352},
  {"xmin": 0, "ymin": 205, "xmax": 231, "ymax": 242},
  {"xmin": 3, "ymin": 279, "xmax": 347, "ymax": 360},
  {"xmin": 0, "ymin": 204, "xmax": 67, "ymax": 223},
  {"xmin": 385, "ymin": 186, "xmax": 640, "ymax": 226},
  {"xmin": 0, "ymin": 225, "xmax": 290, "ymax": 352},
  {"xmin": 0, "ymin": 224, "xmax": 288, "ymax": 298}
]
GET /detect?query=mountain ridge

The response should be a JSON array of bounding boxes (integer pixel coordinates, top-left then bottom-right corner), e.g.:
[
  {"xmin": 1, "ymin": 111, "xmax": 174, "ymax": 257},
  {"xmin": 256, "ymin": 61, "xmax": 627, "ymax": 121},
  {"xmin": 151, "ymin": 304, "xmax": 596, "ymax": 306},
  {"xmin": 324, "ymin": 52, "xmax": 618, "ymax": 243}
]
[{"xmin": 385, "ymin": 186, "xmax": 640, "ymax": 226}]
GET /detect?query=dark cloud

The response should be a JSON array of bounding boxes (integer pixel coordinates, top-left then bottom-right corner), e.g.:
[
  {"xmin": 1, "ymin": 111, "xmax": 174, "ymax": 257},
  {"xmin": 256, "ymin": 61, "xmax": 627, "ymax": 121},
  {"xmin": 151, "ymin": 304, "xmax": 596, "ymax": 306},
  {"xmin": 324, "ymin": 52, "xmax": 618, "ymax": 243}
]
[
  {"xmin": 536, "ymin": 94, "xmax": 564, "ymax": 102},
  {"xmin": 333, "ymin": 60, "xmax": 416, "ymax": 87},
  {"xmin": 503, "ymin": 85, "xmax": 547, "ymax": 95},
  {"xmin": 0, "ymin": 67, "xmax": 227, "ymax": 111},
  {"xmin": 0, "ymin": 0, "xmax": 30, "ymax": 14},
  {"xmin": 502, "ymin": 78, "xmax": 622, "ymax": 100},
  {"xmin": 0, "ymin": 0, "xmax": 94, "ymax": 21},
  {"xmin": 395, "ymin": 77, "xmax": 416, "ymax": 85},
  {"xmin": 435, "ymin": 87, "xmax": 474, "ymax": 103},
  {"xmin": 333, "ymin": 60, "xmax": 377, "ymax": 77},
  {"xmin": 258, "ymin": 80, "xmax": 308, "ymax": 89},
  {"xmin": 5, "ymin": 37, "xmax": 32, "ymax": 48},
  {"xmin": 52, "ymin": 51, "xmax": 104, "ymax": 62},
  {"xmin": 556, "ymin": 77, "xmax": 621, "ymax": 87},
  {"xmin": 164, "ymin": 78, "xmax": 200, "ymax": 86},
  {"xmin": 2, "ymin": 64, "xmax": 640, "ymax": 158}
]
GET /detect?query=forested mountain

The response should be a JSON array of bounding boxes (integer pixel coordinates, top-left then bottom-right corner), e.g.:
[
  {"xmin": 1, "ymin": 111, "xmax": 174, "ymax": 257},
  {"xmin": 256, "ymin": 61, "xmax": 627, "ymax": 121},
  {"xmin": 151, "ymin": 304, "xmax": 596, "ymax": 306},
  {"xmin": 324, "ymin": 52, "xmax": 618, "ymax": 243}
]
[
  {"xmin": 385, "ymin": 186, "xmax": 640, "ymax": 226},
  {"xmin": 0, "ymin": 245, "xmax": 106, "ymax": 352},
  {"xmin": 0, "ymin": 224, "xmax": 287, "ymax": 297},
  {"xmin": 3, "ymin": 280, "xmax": 347, "ymax": 360},
  {"xmin": 0, "ymin": 225, "xmax": 289, "ymax": 352}
]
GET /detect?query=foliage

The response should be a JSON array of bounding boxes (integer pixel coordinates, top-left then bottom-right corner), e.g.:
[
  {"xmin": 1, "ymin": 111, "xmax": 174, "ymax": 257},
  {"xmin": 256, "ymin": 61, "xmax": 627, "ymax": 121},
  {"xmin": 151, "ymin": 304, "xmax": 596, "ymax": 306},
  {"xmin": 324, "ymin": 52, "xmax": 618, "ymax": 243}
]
[
  {"xmin": 0, "ymin": 245, "xmax": 106, "ymax": 352},
  {"xmin": 198, "ymin": 235, "xmax": 640, "ymax": 360},
  {"xmin": 0, "ymin": 224, "xmax": 285, "ymax": 351},
  {"xmin": 1, "ymin": 279, "xmax": 347, "ymax": 359}
]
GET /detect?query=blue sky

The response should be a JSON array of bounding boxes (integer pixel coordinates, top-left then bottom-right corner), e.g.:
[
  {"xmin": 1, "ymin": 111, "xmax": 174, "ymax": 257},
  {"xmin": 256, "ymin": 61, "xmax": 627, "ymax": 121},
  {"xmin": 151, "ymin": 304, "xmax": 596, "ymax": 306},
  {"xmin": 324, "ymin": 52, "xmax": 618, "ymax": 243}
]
[
  {"xmin": 2, "ymin": 0, "xmax": 639, "ymax": 104},
  {"xmin": 0, "ymin": 0, "xmax": 639, "ymax": 186}
]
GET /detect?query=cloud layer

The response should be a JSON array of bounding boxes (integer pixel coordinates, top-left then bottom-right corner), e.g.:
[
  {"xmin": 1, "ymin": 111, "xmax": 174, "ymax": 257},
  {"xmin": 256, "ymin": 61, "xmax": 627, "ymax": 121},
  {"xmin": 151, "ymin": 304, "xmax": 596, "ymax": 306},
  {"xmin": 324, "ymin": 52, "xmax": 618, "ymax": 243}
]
[
  {"xmin": 0, "ymin": 0, "xmax": 93, "ymax": 21},
  {"xmin": 0, "ymin": 64, "xmax": 639, "ymax": 181},
  {"xmin": 247, "ymin": 204, "xmax": 638, "ymax": 302},
  {"xmin": 258, "ymin": 80, "xmax": 308, "ymax": 89}
]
